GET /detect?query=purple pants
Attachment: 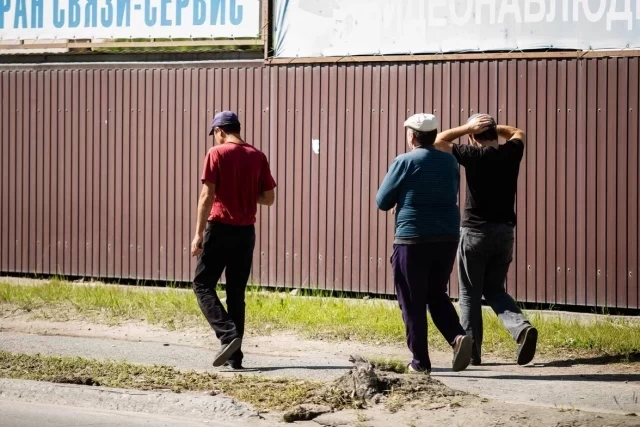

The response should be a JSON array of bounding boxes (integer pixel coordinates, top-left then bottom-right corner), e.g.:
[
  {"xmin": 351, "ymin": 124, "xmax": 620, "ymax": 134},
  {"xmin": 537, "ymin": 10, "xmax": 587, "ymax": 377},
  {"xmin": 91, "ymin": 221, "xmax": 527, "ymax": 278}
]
[{"xmin": 391, "ymin": 242, "xmax": 465, "ymax": 371}]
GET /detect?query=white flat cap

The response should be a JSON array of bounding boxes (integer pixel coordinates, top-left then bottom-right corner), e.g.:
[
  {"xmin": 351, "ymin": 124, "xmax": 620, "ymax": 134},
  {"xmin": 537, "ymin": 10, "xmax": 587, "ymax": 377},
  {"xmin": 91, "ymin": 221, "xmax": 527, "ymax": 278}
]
[{"xmin": 404, "ymin": 113, "xmax": 438, "ymax": 132}]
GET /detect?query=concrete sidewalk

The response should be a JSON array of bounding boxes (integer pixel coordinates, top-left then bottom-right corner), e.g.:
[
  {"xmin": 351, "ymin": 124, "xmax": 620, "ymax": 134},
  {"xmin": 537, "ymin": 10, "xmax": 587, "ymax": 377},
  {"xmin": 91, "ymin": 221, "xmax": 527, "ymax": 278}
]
[{"xmin": 0, "ymin": 395, "xmax": 247, "ymax": 427}]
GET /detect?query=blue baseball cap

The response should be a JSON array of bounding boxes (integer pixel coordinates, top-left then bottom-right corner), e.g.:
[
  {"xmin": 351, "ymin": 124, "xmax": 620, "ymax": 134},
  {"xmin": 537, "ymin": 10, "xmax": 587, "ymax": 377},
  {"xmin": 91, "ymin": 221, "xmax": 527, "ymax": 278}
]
[{"xmin": 209, "ymin": 111, "xmax": 240, "ymax": 135}]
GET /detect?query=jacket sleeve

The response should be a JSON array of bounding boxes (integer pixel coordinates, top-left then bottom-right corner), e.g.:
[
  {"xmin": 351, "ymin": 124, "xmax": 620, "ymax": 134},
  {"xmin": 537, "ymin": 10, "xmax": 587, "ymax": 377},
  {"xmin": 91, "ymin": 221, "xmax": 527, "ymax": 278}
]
[{"xmin": 376, "ymin": 157, "xmax": 408, "ymax": 211}]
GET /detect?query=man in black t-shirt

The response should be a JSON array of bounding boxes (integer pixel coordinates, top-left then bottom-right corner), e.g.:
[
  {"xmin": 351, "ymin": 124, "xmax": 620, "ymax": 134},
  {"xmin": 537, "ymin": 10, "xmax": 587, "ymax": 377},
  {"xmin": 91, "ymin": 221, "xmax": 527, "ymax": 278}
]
[{"xmin": 434, "ymin": 114, "xmax": 538, "ymax": 367}]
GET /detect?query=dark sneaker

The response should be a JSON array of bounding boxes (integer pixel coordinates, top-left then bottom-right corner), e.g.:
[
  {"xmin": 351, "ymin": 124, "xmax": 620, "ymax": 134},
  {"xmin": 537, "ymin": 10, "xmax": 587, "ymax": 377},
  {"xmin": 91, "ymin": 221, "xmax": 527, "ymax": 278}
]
[
  {"xmin": 223, "ymin": 360, "xmax": 244, "ymax": 370},
  {"xmin": 452, "ymin": 335, "xmax": 473, "ymax": 372},
  {"xmin": 517, "ymin": 327, "xmax": 538, "ymax": 366},
  {"xmin": 213, "ymin": 338, "xmax": 242, "ymax": 367},
  {"xmin": 470, "ymin": 358, "xmax": 482, "ymax": 366}
]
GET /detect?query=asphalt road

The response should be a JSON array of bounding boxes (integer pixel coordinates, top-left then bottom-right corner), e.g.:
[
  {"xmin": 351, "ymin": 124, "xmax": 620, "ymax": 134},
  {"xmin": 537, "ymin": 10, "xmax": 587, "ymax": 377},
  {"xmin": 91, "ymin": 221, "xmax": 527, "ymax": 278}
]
[{"xmin": 1, "ymin": 330, "xmax": 639, "ymax": 415}]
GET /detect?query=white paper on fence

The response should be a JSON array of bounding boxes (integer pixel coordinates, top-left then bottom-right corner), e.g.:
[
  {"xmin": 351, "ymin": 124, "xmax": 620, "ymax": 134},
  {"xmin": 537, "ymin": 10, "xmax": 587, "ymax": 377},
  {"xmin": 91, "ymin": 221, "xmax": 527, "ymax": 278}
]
[
  {"xmin": 0, "ymin": 0, "xmax": 261, "ymax": 40},
  {"xmin": 274, "ymin": 0, "xmax": 640, "ymax": 58}
]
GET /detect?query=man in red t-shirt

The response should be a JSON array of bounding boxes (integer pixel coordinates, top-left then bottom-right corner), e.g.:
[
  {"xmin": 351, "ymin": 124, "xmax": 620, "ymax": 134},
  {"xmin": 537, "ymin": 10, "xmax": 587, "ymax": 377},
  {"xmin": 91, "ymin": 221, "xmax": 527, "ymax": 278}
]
[{"xmin": 191, "ymin": 111, "xmax": 276, "ymax": 369}]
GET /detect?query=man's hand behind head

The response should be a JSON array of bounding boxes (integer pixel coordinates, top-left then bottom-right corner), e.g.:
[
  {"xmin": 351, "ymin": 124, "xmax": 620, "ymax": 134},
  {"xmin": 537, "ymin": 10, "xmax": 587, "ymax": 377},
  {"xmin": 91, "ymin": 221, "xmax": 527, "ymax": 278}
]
[{"xmin": 467, "ymin": 114, "xmax": 496, "ymax": 135}]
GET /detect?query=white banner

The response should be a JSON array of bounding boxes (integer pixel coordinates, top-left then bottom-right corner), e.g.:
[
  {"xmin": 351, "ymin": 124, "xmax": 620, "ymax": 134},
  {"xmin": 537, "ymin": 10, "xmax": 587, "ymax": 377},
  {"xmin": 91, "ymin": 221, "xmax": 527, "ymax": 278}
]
[
  {"xmin": 274, "ymin": 0, "xmax": 640, "ymax": 58},
  {"xmin": 0, "ymin": 0, "xmax": 260, "ymax": 40}
]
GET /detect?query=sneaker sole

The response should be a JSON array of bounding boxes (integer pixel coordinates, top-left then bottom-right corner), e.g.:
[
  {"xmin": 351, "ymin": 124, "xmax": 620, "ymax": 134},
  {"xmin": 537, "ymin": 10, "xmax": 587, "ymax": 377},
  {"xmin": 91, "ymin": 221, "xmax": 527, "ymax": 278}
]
[
  {"xmin": 213, "ymin": 338, "xmax": 242, "ymax": 367},
  {"xmin": 517, "ymin": 328, "xmax": 538, "ymax": 366},
  {"xmin": 452, "ymin": 335, "xmax": 473, "ymax": 372}
]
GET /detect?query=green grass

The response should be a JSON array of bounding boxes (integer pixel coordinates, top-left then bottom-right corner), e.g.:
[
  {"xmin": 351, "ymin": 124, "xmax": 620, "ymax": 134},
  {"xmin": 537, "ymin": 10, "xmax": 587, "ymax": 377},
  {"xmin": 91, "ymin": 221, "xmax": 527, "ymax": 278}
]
[
  {"xmin": 1, "ymin": 280, "xmax": 640, "ymax": 359},
  {"xmin": 368, "ymin": 357, "xmax": 409, "ymax": 374},
  {"xmin": 0, "ymin": 351, "xmax": 344, "ymax": 411}
]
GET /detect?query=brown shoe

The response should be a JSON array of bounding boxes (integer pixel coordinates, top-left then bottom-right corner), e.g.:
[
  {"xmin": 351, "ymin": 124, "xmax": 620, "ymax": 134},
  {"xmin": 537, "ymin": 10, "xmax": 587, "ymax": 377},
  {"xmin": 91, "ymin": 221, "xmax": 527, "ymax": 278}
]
[{"xmin": 452, "ymin": 335, "xmax": 472, "ymax": 372}]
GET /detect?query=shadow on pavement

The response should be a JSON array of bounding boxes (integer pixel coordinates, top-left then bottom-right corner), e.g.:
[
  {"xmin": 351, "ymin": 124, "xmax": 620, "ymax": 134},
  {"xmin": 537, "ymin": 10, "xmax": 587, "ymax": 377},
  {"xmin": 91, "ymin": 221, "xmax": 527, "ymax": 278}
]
[
  {"xmin": 249, "ymin": 365, "xmax": 353, "ymax": 372},
  {"xmin": 435, "ymin": 372, "xmax": 640, "ymax": 383},
  {"xmin": 542, "ymin": 352, "xmax": 640, "ymax": 367}
]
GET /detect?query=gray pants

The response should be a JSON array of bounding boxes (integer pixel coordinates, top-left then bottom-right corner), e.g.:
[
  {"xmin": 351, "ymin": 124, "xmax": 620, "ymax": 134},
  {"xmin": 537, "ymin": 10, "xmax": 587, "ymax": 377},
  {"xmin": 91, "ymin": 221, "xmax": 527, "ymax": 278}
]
[{"xmin": 458, "ymin": 224, "xmax": 531, "ymax": 362}]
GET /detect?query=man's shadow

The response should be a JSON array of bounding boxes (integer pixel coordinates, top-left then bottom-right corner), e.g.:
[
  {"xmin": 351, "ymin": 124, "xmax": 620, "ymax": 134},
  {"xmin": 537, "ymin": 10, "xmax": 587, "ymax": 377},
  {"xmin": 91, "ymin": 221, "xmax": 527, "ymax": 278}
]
[
  {"xmin": 542, "ymin": 352, "xmax": 640, "ymax": 368},
  {"xmin": 220, "ymin": 365, "xmax": 353, "ymax": 373}
]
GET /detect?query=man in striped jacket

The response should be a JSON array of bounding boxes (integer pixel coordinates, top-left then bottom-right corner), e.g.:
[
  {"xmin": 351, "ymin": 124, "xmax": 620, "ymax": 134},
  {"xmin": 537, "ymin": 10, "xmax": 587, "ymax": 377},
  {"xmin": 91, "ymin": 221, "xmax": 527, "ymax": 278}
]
[{"xmin": 376, "ymin": 113, "xmax": 489, "ymax": 374}]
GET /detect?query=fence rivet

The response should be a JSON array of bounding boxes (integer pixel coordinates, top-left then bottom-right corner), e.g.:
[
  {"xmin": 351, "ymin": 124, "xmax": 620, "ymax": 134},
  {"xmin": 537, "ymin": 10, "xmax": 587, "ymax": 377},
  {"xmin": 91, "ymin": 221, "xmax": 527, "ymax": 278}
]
[{"xmin": 557, "ymin": 267, "xmax": 561, "ymax": 272}]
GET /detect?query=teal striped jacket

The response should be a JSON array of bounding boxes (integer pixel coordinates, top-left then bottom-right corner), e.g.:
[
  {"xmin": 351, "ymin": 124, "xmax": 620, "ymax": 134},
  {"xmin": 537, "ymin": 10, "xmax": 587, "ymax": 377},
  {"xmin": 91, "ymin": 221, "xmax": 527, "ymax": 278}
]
[{"xmin": 376, "ymin": 147, "xmax": 460, "ymax": 243}]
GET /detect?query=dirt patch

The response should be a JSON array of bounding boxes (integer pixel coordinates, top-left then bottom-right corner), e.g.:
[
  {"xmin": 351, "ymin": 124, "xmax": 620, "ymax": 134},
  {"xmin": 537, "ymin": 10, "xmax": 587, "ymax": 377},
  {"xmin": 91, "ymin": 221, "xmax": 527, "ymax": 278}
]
[
  {"xmin": 329, "ymin": 355, "xmax": 468, "ymax": 412},
  {"xmin": 51, "ymin": 376, "xmax": 101, "ymax": 386},
  {"xmin": 282, "ymin": 404, "xmax": 332, "ymax": 423},
  {"xmin": 282, "ymin": 356, "xmax": 468, "ymax": 422}
]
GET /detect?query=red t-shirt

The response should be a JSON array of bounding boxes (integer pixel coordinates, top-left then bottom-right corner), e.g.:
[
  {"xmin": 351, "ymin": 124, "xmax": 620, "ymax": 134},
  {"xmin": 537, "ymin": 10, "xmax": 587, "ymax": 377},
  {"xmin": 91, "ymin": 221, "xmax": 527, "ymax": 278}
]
[{"xmin": 201, "ymin": 143, "xmax": 276, "ymax": 226}]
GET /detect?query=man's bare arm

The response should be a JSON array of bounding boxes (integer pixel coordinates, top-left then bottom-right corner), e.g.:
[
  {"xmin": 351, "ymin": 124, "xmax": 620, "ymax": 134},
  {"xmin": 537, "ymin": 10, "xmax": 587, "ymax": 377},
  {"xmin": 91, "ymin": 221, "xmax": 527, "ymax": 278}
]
[
  {"xmin": 434, "ymin": 115, "xmax": 495, "ymax": 153},
  {"xmin": 497, "ymin": 125, "xmax": 526, "ymax": 143},
  {"xmin": 258, "ymin": 189, "xmax": 276, "ymax": 206},
  {"xmin": 191, "ymin": 182, "xmax": 216, "ymax": 256},
  {"xmin": 434, "ymin": 124, "xmax": 474, "ymax": 153}
]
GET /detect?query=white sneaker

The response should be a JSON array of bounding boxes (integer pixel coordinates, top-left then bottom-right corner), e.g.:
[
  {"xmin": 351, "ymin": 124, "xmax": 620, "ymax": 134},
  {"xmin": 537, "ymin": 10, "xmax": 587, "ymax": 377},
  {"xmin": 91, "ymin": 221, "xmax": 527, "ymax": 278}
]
[{"xmin": 407, "ymin": 364, "xmax": 431, "ymax": 375}]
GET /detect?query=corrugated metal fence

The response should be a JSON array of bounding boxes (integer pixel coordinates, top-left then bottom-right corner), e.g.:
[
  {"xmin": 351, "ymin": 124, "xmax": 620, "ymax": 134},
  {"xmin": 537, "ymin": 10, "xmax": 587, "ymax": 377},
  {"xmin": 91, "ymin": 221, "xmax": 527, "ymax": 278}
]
[{"xmin": 1, "ymin": 58, "xmax": 638, "ymax": 309}]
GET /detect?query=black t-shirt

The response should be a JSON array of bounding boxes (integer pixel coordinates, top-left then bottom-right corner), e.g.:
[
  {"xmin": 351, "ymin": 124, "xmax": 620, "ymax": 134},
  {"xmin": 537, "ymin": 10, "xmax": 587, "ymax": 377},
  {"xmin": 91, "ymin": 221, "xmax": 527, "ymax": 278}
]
[{"xmin": 452, "ymin": 139, "xmax": 524, "ymax": 229}]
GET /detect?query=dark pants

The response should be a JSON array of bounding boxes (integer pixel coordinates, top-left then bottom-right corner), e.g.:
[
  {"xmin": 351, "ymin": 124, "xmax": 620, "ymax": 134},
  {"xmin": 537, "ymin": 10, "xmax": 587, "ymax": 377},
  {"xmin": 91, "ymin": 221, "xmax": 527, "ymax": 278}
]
[
  {"xmin": 193, "ymin": 221, "xmax": 256, "ymax": 364},
  {"xmin": 458, "ymin": 224, "xmax": 531, "ymax": 363},
  {"xmin": 392, "ymin": 242, "xmax": 466, "ymax": 371}
]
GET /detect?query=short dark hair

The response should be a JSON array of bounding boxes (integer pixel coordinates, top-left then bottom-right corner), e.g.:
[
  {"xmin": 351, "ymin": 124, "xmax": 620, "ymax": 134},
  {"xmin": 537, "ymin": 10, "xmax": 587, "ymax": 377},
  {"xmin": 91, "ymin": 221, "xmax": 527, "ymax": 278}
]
[
  {"xmin": 474, "ymin": 126, "xmax": 498, "ymax": 142},
  {"xmin": 411, "ymin": 129, "xmax": 437, "ymax": 147},
  {"xmin": 467, "ymin": 113, "xmax": 498, "ymax": 142},
  {"xmin": 218, "ymin": 123, "xmax": 241, "ymax": 134}
]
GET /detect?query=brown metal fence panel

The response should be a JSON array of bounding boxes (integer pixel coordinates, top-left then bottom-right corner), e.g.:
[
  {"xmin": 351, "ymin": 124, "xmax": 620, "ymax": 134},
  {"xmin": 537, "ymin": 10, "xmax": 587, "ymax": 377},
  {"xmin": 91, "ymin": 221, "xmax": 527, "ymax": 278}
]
[{"xmin": 1, "ymin": 58, "xmax": 639, "ymax": 309}]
